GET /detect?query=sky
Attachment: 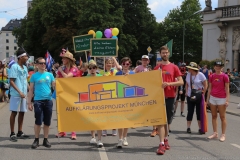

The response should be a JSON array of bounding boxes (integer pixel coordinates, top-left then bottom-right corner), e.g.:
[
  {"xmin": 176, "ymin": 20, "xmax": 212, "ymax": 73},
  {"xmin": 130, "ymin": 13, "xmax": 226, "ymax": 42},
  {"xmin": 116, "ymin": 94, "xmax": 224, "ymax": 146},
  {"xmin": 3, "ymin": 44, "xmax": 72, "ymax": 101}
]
[{"xmin": 0, "ymin": 0, "xmax": 218, "ymax": 29}]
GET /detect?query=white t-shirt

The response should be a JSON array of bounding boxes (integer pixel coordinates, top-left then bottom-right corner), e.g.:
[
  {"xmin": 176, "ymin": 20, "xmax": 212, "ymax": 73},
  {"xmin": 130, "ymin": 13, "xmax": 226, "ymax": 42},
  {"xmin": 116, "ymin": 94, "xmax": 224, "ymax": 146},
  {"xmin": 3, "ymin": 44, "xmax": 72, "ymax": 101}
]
[{"xmin": 186, "ymin": 72, "xmax": 206, "ymax": 97}]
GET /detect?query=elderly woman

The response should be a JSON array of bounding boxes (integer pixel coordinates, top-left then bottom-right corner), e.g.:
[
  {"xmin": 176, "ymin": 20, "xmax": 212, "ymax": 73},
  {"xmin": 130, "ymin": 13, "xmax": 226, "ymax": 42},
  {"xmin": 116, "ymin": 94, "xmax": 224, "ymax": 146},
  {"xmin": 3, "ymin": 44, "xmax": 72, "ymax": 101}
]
[
  {"xmin": 185, "ymin": 62, "xmax": 207, "ymax": 134},
  {"xmin": 56, "ymin": 50, "xmax": 79, "ymax": 140}
]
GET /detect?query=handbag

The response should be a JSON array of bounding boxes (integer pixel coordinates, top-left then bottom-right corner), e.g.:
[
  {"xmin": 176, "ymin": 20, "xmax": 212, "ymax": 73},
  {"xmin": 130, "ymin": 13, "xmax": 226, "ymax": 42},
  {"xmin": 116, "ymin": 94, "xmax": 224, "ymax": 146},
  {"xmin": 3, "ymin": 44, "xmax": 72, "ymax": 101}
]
[
  {"xmin": 189, "ymin": 74, "xmax": 202, "ymax": 102},
  {"xmin": 1, "ymin": 70, "xmax": 9, "ymax": 90}
]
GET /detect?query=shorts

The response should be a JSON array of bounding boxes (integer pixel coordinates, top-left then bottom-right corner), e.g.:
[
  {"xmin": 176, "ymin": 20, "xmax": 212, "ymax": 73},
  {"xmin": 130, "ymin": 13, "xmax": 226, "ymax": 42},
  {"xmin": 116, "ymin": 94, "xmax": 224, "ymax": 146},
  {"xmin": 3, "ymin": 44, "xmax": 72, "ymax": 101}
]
[
  {"xmin": 209, "ymin": 95, "xmax": 226, "ymax": 106},
  {"xmin": 9, "ymin": 97, "xmax": 27, "ymax": 112},
  {"xmin": 165, "ymin": 98, "xmax": 175, "ymax": 124},
  {"xmin": 34, "ymin": 100, "xmax": 53, "ymax": 126},
  {"xmin": 176, "ymin": 91, "xmax": 186, "ymax": 101}
]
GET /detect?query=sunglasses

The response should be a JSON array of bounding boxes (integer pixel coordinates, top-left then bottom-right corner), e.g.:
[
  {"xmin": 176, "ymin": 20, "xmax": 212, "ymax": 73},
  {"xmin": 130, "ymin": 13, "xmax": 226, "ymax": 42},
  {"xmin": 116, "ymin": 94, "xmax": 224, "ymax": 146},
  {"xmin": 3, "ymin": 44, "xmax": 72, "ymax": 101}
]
[
  {"xmin": 88, "ymin": 66, "xmax": 97, "ymax": 70},
  {"xmin": 38, "ymin": 62, "xmax": 46, "ymax": 65},
  {"xmin": 122, "ymin": 63, "xmax": 130, "ymax": 66}
]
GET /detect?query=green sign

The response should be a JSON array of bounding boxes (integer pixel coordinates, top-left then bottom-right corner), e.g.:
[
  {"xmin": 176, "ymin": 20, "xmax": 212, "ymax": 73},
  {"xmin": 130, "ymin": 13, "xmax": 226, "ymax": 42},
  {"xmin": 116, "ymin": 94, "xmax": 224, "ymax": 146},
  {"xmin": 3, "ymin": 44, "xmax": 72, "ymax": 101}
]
[
  {"xmin": 73, "ymin": 34, "xmax": 94, "ymax": 52},
  {"xmin": 90, "ymin": 39, "xmax": 118, "ymax": 57},
  {"xmin": 165, "ymin": 39, "xmax": 173, "ymax": 57}
]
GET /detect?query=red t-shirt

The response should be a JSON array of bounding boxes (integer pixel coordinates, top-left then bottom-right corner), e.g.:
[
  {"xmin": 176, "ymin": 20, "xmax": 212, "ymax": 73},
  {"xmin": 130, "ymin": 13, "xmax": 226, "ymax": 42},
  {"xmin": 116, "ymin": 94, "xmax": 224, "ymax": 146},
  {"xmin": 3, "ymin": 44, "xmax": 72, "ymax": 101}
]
[
  {"xmin": 154, "ymin": 63, "xmax": 182, "ymax": 98},
  {"xmin": 57, "ymin": 66, "xmax": 79, "ymax": 78},
  {"xmin": 209, "ymin": 73, "xmax": 229, "ymax": 98}
]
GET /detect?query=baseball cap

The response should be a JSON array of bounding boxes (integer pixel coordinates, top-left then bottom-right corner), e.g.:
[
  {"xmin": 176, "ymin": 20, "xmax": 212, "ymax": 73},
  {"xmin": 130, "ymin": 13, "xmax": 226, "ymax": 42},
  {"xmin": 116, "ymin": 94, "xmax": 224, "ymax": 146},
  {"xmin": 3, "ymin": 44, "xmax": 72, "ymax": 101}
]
[
  {"xmin": 142, "ymin": 55, "xmax": 149, "ymax": 59},
  {"xmin": 214, "ymin": 61, "xmax": 224, "ymax": 66}
]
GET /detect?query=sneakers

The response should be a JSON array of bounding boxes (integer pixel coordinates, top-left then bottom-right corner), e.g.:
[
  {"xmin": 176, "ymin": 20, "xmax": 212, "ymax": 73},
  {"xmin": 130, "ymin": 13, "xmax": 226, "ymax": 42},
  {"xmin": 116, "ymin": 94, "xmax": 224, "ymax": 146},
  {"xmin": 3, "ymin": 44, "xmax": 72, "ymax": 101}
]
[
  {"xmin": 187, "ymin": 128, "xmax": 191, "ymax": 133},
  {"xmin": 123, "ymin": 137, "xmax": 128, "ymax": 146},
  {"xmin": 150, "ymin": 129, "xmax": 158, "ymax": 137},
  {"xmin": 102, "ymin": 130, "xmax": 107, "ymax": 136},
  {"xmin": 56, "ymin": 132, "xmax": 66, "ymax": 137},
  {"xmin": 9, "ymin": 134, "xmax": 17, "ymax": 142},
  {"xmin": 90, "ymin": 138, "xmax": 97, "ymax": 144},
  {"xmin": 116, "ymin": 139, "xmax": 123, "ymax": 148},
  {"xmin": 207, "ymin": 132, "xmax": 218, "ymax": 139},
  {"xmin": 156, "ymin": 144, "xmax": 166, "ymax": 155},
  {"xmin": 164, "ymin": 139, "xmax": 170, "ymax": 150},
  {"xmin": 43, "ymin": 139, "xmax": 51, "ymax": 148},
  {"xmin": 181, "ymin": 112, "xmax": 185, "ymax": 117},
  {"xmin": 71, "ymin": 132, "xmax": 77, "ymax": 140},
  {"xmin": 17, "ymin": 132, "xmax": 30, "ymax": 139},
  {"xmin": 112, "ymin": 129, "xmax": 117, "ymax": 136},
  {"xmin": 219, "ymin": 134, "xmax": 226, "ymax": 142},
  {"xmin": 97, "ymin": 140, "xmax": 103, "ymax": 148},
  {"xmin": 31, "ymin": 139, "xmax": 39, "ymax": 149}
]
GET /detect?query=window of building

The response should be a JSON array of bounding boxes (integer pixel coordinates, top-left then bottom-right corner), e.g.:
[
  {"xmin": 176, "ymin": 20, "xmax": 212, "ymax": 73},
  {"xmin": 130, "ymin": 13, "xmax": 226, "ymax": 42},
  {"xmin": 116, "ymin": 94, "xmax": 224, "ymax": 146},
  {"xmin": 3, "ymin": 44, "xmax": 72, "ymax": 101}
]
[
  {"xmin": 6, "ymin": 39, "xmax": 9, "ymax": 43},
  {"xmin": 6, "ymin": 46, "xmax": 9, "ymax": 50},
  {"xmin": 8, "ymin": 26, "xmax": 14, "ymax": 30},
  {"xmin": 6, "ymin": 33, "xmax": 9, "ymax": 36},
  {"xmin": 6, "ymin": 52, "xmax": 9, "ymax": 58},
  {"xmin": 14, "ymin": 46, "xmax": 17, "ymax": 50},
  {"xmin": 14, "ymin": 39, "xmax": 17, "ymax": 43}
]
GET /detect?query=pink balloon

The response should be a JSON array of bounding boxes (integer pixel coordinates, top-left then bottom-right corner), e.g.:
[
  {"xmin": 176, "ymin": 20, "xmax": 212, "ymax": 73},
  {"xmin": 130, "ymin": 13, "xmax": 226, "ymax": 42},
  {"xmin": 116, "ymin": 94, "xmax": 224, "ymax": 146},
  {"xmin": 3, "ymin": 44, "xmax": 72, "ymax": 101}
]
[{"xmin": 104, "ymin": 29, "xmax": 112, "ymax": 38}]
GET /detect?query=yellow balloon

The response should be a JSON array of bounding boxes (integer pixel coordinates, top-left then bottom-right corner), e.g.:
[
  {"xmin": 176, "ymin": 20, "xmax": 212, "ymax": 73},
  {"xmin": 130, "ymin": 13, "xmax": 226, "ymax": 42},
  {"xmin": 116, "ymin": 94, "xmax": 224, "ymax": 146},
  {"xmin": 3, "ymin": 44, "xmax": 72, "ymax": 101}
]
[
  {"xmin": 88, "ymin": 30, "xmax": 96, "ymax": 37},
  {"xmin": 112, "ymin": 28, "xmax": 119, "ymax": 36}
]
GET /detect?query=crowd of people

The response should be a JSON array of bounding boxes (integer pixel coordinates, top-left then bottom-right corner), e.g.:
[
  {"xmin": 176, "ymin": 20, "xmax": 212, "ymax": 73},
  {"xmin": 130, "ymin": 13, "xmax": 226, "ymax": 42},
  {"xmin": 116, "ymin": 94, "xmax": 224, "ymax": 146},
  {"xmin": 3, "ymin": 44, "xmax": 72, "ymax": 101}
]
[{"xmin": 3, "ymin": 46, "xmax": 230, "ymax": 156}]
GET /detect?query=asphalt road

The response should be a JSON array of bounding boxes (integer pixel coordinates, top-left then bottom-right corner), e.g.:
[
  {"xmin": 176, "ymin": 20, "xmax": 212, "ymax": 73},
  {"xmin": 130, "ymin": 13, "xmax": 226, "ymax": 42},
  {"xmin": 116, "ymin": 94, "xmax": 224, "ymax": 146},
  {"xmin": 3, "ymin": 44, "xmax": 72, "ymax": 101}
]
[{"xmin": 0, "ymin": 100, "xmax": 240, "ymax": 160}]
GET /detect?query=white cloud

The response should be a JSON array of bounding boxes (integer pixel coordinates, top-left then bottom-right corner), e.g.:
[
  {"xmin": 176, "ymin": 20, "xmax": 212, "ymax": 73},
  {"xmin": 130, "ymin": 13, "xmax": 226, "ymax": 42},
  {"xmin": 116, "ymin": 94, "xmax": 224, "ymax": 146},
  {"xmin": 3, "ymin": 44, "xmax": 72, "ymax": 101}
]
[{"xmin": 0, "ymin": 18, "xmax": 8, "ymax": 28}]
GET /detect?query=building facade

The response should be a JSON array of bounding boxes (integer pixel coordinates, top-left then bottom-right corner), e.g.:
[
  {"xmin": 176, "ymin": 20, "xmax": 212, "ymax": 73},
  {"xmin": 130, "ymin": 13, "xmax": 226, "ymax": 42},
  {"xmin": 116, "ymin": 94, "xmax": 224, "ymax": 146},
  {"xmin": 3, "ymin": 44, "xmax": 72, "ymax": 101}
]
[
  {"xmin": 0, "ymin": 19, "xmax": 21, "ymax": 61},
  {"xmin": 201, "ymin": 0, "xmax": 240, "ymax": 71}
]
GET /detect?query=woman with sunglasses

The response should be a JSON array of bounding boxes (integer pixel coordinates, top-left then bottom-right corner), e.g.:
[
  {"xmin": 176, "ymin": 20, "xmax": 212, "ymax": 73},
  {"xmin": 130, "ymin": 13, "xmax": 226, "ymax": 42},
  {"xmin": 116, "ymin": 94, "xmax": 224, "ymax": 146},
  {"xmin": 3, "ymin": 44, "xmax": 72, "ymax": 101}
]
[
  {"xmin": 100, "ymin": 57, "xmax": 120, "ymax": 136},
  {"xmin": 86, "ymin": 60, "xmax": 104, "ymax": 147},
  {"xmin": 115, "ymin": 57, "xmax": 134, "ymax": 148},
  {"xmin": 206, "ymin": 61, "xmax": 229, "ymax": 142},
  {"xmin": 56, "ymin": 50, "xmax": 79, "ymax": 140}
]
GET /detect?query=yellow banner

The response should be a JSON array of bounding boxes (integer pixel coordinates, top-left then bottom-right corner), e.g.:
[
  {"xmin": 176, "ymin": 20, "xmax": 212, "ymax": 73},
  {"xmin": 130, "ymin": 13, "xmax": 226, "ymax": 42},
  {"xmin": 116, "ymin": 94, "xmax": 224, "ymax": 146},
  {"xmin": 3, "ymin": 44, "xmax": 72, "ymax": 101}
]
[{"xmin": 56, "ymin": 70, "xmax": 167, "ymax": 132}]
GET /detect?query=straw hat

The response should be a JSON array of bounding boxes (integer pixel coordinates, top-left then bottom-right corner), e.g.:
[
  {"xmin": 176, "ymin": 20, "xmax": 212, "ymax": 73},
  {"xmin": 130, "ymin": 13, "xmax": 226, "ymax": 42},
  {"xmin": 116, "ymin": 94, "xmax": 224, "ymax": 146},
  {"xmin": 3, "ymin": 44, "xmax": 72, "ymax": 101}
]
[
  {"xmin": 60, "ymin": 50, "xmax": 76, "ymax": 61},
  {"xmin": 186, "ymin": 62, "xmax": 199, "ymax": 71}
]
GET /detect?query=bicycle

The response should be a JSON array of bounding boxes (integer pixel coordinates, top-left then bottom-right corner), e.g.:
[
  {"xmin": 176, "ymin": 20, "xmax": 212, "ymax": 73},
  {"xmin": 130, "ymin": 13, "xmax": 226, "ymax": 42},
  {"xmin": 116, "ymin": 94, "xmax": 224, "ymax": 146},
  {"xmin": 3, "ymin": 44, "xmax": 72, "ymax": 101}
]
[{"xmin": 230, "ymin": 81, "xmax": 240, "ymax": 95}]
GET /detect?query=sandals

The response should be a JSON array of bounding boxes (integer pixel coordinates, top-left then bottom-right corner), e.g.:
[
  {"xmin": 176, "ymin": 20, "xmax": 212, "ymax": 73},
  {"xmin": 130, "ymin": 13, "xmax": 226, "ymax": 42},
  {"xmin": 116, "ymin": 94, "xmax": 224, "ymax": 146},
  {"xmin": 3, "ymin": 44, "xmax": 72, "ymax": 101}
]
[
  {"xmin": 56, "ymin": 132, "xmax": 66, "ymax": 138},
  {"xmin": 219, "ymin": 134, "xmax": 226, "ymax": 142},
  {"xmin": 207, "ymin": 132, "xmax": 218, "ymax": 139},
  {"xmin": 71, "ymin": 132, "xmax": 77, "ymax": 140}
]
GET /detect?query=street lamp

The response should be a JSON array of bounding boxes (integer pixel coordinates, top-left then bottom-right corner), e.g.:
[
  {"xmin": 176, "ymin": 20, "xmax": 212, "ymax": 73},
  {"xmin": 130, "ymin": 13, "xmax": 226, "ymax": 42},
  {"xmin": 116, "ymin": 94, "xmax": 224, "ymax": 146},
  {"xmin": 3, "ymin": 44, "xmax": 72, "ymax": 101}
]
[{"xmin": 183, "ymin": 10, "xmax": 202, "ymax": 63}]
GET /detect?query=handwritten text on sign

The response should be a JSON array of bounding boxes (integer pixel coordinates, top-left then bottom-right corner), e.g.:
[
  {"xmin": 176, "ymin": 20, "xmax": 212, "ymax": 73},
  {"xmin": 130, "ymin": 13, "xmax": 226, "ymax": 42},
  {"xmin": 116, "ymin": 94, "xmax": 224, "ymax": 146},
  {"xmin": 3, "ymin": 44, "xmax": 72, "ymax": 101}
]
[
  {"xmin": 91, "ymin": 39, "xmax": 117, "ymax": 57},
  {"xmin": 73, "ymin": 34, "xmax": 93, "ymax": 52}
]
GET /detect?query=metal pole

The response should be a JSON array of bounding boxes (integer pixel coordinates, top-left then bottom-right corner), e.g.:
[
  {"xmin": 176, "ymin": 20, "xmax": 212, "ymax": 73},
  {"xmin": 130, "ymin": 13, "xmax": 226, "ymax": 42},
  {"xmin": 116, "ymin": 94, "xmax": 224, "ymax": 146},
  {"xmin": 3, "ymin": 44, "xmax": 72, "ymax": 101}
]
[{"xmin": 183, "ymin": 21, "xmax": 185, "ymax": 63}]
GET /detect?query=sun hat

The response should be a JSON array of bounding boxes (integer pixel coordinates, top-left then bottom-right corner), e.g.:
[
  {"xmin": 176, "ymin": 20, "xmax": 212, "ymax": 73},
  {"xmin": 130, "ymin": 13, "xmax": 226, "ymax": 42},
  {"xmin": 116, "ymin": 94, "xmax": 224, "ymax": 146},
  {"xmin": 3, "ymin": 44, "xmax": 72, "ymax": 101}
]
[
  {"xmin": 60, "ymin": 50, "xmax": 76, "ymax": 61},
  {"xmin": 186, "ymin": 62, "xmax": 199, "ymax": 71},
  {"xmin": 141, "ymin": 55, "xmax": 149, "ymax": 59}
]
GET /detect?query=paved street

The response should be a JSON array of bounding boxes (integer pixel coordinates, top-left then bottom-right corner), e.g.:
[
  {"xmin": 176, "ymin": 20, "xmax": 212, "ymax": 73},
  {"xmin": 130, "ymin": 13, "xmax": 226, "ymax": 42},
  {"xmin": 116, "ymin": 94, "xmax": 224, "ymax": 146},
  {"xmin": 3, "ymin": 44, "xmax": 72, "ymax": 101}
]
[{"xmin": 0, "ymin": 95, "xmax": 240, "ymax": 160}]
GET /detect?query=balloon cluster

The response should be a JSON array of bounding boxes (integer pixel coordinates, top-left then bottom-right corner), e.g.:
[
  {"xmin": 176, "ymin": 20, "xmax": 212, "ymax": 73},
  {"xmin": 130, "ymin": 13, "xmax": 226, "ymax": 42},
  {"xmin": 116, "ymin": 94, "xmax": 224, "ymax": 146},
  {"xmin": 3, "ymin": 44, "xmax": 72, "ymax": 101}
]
[
  {"xmin": 88, "ymin": 28, "xmax": 119, "ymax": 39},
  {"xmin": 88, "ymin": 28, "xmax": 119, "ymax": 51}
]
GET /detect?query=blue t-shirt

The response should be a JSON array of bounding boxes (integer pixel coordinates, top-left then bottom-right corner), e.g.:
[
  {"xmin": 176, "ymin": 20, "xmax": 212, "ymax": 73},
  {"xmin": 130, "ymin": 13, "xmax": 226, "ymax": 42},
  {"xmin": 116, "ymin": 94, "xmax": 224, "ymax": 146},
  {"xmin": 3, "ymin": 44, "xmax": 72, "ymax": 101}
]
[
  {"xmin": 9, "ymin": 63, "xmax": 28, "ymax": 97},
  {"xmin": 116, "ymin": 71, "xmax": 135, "ymax": 75},
  {"xmin": 30, "ymin": 72, "xmax": 55, "ymax": 100}
]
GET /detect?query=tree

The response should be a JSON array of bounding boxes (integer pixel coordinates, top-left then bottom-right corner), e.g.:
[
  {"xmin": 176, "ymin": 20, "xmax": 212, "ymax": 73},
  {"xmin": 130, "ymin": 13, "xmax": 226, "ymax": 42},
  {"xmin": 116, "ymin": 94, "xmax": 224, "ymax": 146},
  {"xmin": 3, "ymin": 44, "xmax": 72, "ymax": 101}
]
[{"xmin": 158, "ymin": 0, "xmax": 202, "ymax": 64}]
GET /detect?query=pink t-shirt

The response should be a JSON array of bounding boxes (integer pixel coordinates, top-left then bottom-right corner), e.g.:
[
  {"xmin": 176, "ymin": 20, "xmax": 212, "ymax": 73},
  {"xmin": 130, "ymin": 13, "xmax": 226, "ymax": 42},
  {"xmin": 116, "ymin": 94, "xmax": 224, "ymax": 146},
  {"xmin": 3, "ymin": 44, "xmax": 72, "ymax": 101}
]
[
  {"xmin": 57, "ymin": 66, "xmax": 79, "ymax": 78},
  {"xmin": 209, "ymin": 73, "xmax": 229, "ymax": 98},
  {"xmin": 135, "ymin": 65, "xmax": 149, "ymax": 73}
]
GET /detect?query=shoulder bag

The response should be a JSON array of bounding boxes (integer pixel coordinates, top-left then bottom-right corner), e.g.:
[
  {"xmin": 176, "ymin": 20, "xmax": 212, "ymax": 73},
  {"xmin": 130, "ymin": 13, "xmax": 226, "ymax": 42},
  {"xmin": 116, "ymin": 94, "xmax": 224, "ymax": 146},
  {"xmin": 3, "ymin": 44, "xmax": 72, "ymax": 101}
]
[{"xmin": 189, "ymin": 74, "xmax": 202, "ymax": 102}]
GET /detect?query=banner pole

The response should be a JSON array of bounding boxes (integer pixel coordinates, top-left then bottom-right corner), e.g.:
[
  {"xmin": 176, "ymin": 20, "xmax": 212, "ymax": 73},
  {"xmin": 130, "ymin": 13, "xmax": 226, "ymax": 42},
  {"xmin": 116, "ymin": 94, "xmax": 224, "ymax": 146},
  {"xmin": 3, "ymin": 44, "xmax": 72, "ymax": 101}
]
[
  {"xmin": 55, "ymin": 85, "xmax": 60, "ymax": 144},
  {"xmin": 85, "ymin": 51, "xmax": 88, "ymax": 64}
]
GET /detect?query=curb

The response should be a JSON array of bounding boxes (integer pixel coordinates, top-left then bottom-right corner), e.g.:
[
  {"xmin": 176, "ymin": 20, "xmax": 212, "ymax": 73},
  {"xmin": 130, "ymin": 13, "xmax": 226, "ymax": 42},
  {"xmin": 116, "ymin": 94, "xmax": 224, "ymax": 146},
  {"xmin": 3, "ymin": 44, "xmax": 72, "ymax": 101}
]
[{"xmin": 226, "ymin": 110, "xmax": 240, "ymax": 117}]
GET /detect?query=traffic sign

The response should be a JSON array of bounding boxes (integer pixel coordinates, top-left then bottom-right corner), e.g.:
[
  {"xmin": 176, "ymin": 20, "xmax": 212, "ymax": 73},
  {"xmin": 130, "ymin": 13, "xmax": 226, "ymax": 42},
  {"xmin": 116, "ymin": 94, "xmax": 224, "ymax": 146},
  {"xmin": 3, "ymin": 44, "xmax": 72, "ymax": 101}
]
[{"xmin": 147, "ymin": 46, "xmax": 152, "ymax": 53}]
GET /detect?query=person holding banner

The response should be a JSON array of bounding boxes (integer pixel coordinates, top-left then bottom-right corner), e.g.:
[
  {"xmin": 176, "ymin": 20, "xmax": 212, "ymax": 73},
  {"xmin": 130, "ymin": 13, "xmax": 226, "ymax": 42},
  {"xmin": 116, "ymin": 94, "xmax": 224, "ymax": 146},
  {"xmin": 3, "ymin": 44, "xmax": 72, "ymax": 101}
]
[
  {"xmin": 56, "ymin": 50, "xmax": 79, "ymax": 140},
  {"xmin": 154, "ymin": 46, "xmax": 183, "ymax": 155},
  {"xmin": 28, "ymin": 57, "xmax": 55, "ymax": 149},
  {"xmin": 100, "ymin": 57, "xmax": 119, "ymax": 136},
  {"xmin": 135, "ymin": 55, "xmax": 150, "ymax": 73},
  {"xmin": 115, "ymin": 57, "xmax": 134, "ymax": 148},
  {"xmin": 86, "ymin": 60, "xmax": 104, "ymax": 147},
  {"xmin": 206, "ymin": 61, "xmax": 229, "ymax": 142}
]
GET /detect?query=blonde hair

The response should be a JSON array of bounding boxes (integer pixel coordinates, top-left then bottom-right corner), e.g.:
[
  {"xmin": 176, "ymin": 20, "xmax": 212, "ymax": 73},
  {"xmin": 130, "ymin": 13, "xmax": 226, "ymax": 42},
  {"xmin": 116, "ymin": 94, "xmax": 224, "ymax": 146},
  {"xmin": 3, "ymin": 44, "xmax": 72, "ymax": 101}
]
[
  {"xmin": 105, "ymin": 58, "xmax": 113, "ymax": 64},
  {"xmin": 81, "ymin": 62, "xmax": 88, "ymax": 68},
  {"xmin": 68, "ymin": 58, "xmax": 76, "ymax": 68}
]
